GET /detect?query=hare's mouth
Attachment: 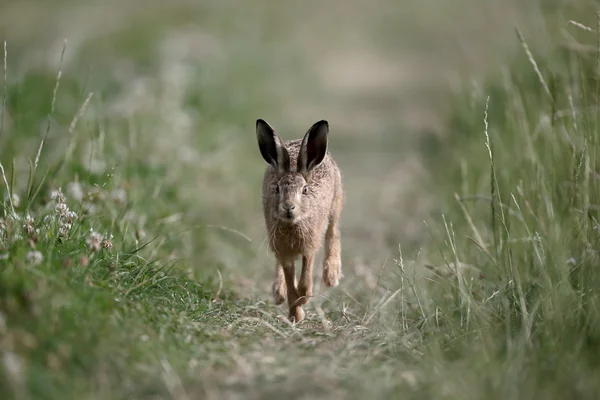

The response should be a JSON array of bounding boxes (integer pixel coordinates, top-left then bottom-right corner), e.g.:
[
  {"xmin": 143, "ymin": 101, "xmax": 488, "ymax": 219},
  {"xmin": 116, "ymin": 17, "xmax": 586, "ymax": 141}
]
[{"xmin": 279, "ymin": 211, "xmax": 298, "ymax": 223}]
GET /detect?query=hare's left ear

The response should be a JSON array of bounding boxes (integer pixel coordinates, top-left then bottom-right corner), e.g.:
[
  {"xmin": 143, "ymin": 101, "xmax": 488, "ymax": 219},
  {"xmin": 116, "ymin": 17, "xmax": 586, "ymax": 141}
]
[{"xmin": 297, "ymin": 120, "xmax": 328, "ymax": 174}]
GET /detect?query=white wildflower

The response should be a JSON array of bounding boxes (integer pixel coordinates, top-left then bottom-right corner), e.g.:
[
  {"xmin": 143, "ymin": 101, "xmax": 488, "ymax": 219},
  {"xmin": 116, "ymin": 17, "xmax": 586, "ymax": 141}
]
[
  {"xmin": 55, "ymin": 203, "xmax": 68, "ymax": 217},
  {"xmin": 23, "ymin": 214, "xmax": 35, "ymax": 235},
  {"xmin": 87, "ymin": 158, "xmax": 107, "ymax": 175},
  {"xmin": 59, "ymin": 223, "xmax": 72, "ymax": 238},
  {"xmin": 2, "ymin": 352, "xmax": 23, "ymax": 384},
  {"xmin": 49, "ymin": 188, "xmax": 79, "ymax": 239},
  {"xmin": 4, "ymin": 192, "xmax": 20, "ymax": 208},
  {"xmin": 64, "ymin": 210, "xmax": 78, "ymax": 224},
  {"xmin": 66, "ymin": 181, "xmax": 84, "ymax": 202},
  {"xmin": 12, "ymin": 193, "xmax": 20, "ymax": 208},
  {"xmin": 86, "ymin": 229, "xmax": 103, "ymax": 252},
  {"xmin": 82, "ymin": 202, "xmax": 98, "ymax": 215},
  {"xmin": 26, "ymin": 250, "xmax": 43, "ymax": 266},
  {"xmin": 111, "ymin": 188, "xmax": 127, "ymax": 205},
  {"xmin": 85, "ymin": 186, "xmax": 105, "ymax": 202},
  {"xmin": 102, "ymin": 239, "xmax": 113, "ymax": 250},
  {"xmin": 50, "ymin": 188, "xmax": 66, "ymax": 204}
]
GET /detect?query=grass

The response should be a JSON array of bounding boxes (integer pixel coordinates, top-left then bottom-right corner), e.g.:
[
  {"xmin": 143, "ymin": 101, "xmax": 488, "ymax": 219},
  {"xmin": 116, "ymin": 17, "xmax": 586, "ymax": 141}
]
[
  {"xmin": 414, "ymin": 4, "xmax": 600, "ymax": 397},
  {"xmin": 2, "ymin": 0, "xmax": 600, "ymax": 399}
]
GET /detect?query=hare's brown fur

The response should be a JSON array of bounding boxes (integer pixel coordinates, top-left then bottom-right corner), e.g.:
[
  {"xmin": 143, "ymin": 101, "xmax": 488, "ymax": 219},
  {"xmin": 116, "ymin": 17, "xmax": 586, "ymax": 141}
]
[{"xmin": 256, "ymin": 120, "xmax": 343, "ymax": 323}]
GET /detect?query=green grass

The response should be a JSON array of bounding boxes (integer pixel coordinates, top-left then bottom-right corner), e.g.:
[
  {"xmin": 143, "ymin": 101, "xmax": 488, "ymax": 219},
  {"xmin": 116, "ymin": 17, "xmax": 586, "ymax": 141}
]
[
  {"xmin": 2, "ymin": 0, "xmax": 600, "ymax": 399},
  {"xmin": 413, "ymin": 5, "xmax": 600, "ymax": 398}
]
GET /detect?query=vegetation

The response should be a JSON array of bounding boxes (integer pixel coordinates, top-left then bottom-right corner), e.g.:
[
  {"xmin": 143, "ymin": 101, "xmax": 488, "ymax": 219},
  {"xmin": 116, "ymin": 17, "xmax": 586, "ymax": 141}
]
[{"xmin": 1, "ymin": 1, "xmax": 600, "ymax": 399}]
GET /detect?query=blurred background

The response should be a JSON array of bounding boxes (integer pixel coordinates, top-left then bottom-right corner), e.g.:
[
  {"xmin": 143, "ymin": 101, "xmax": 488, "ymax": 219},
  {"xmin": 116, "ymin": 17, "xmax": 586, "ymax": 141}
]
[
  {"xmin": 0, "ymin": 0, "xmax": 542, "ymax": 289},
  {"xmin": 3, "ymin": 0, "xmax": 598, "ymax": 398}
]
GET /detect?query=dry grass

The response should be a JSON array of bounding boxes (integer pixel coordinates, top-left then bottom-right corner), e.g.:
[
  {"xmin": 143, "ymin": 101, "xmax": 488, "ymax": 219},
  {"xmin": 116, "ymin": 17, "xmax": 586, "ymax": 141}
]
[{"xmin": 1, "ymin": 0, "xmax": 594, "ymax": 399}]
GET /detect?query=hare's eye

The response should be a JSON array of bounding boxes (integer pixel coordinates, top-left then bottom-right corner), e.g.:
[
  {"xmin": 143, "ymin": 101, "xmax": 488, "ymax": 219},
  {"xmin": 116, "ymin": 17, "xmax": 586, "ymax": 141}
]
[
  {"xmin": 275, "ymin": 185, "xmax": 280, "ymax": 194},
  {"xmin": 302, "ymin": 186, "xmax": 308, "ymax": 195}
]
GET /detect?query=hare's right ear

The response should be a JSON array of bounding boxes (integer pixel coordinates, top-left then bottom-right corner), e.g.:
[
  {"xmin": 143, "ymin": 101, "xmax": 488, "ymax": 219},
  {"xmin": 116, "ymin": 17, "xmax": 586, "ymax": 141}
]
[{"xmin": 256, "ymin": 119, "xmax": 290, "ymax": 173}]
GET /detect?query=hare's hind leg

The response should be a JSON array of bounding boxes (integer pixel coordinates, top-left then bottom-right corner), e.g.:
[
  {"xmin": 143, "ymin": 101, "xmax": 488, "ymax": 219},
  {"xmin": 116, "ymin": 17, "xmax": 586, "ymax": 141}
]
[
  {"xmin": 272, "ymin": 261, "xmax": 287, "ymax": 305},
  {"xmin": 298, "ymin": 254, "xmax": 315, "ymax": 305},
  {"xmin": 323, "ymin": 187, "xmax": 343, "ymax": 287}
]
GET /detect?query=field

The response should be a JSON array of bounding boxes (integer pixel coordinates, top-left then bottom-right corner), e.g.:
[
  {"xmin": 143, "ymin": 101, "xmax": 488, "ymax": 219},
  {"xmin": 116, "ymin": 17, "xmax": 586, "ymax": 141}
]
[{"xmin": 2, "ymin": 0, "xmax": 600, "ymax": 398}]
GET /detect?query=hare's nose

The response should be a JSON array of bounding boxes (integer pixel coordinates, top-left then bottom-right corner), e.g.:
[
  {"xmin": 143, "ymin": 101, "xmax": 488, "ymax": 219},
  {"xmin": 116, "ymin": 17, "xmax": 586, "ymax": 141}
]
[{"xmin": 282, "ymin": 203, "xmax": 296, "ymax": 211}]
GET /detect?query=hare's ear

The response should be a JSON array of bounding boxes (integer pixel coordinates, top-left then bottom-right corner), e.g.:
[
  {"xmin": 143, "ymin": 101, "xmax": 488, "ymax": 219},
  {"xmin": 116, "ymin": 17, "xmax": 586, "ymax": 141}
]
[
  {"xmin": 256, "ymin": 119, "xmax": 290, "ymax": 173},
  {"xmin": 298, "ymin": 120, "xmax": 328, "ymax": 174}
]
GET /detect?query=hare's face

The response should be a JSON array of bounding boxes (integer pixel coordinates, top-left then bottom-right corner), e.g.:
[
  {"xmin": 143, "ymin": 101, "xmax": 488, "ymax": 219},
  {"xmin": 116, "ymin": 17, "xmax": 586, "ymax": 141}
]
[
  {"xmin": 257, "ymin": 118, "xmax": 329, "ymax": 222},
  {"xmin": 276, "ymin": 173, "xmax": 309, "ymax": 223}
]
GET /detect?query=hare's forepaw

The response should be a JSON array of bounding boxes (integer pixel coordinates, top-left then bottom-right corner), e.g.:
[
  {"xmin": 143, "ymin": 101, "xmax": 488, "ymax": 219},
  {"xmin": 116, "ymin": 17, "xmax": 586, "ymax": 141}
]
[
  {"xmin": 323, "ymin": 259, "xmax": 341, "ymax": 287},
  {"xmin": 272, "ymin": 280, "xmax": 287, "ymax": 305}
]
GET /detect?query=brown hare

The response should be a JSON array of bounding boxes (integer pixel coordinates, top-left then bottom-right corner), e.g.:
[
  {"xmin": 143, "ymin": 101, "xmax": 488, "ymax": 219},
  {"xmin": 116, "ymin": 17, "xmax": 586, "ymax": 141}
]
[{"xmin": 256, "ymin": 118, "xmax": 343, "ymax": 323}]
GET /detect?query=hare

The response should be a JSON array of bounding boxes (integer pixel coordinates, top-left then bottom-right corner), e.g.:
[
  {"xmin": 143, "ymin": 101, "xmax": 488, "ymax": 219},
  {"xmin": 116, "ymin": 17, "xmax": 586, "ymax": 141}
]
[{"xmin": 256, "ymin": 118, "xmax": 343, "ymax": 323}]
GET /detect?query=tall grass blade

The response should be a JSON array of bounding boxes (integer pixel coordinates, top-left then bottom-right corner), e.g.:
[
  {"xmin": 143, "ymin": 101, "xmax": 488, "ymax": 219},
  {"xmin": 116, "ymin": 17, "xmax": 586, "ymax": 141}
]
[
  {"xmin": 0, "ymin": 41, "xmax": 6, "ymax": 142},
  {"xmin": 33, "ymin": 39, "xmax": 67, "ymax": 172}
]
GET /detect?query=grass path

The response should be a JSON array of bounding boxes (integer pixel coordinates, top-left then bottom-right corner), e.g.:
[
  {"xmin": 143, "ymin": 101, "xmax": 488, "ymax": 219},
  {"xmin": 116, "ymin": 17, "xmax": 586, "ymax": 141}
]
[{"xmin": 0, "ymin": 1, "xmax": 563, "ymax": 398}]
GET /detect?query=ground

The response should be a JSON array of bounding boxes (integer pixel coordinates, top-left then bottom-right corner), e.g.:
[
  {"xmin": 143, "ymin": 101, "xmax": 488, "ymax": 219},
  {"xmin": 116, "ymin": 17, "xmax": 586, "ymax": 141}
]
[{"xmin": 2, "ymin": 1, "xmax": 600, "ymax": 399}]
